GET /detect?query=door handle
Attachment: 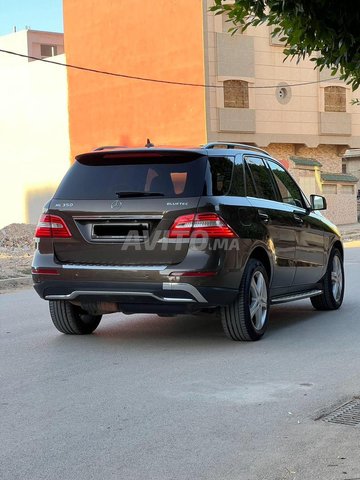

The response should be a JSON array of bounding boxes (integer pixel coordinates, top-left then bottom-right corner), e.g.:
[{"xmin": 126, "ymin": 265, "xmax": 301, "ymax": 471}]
[
  {"xmin": 258, "ymin": 210, "xmax": 269, "ymax": 224},
  {"xmin": 293, "ymin": 214, "xmax": 304, "ymax": 224}
]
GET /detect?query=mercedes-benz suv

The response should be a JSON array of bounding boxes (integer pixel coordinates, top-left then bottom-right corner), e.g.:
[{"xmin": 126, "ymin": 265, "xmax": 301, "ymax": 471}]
[{"xmin": 32, "ymin": 142, "xmax": 344, "ymax": 341}]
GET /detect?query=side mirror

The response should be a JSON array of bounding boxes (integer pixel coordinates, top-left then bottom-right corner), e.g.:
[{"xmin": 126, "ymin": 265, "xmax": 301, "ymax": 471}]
[{"xmin": 310, "ymin": 194, "xmax": 327, "ymax": 211}]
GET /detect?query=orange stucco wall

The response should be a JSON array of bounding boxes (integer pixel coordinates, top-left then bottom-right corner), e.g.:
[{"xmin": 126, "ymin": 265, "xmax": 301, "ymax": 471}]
[{"xmin": 63, "ymin": 0, "xmax": 207, "ymax": 157}]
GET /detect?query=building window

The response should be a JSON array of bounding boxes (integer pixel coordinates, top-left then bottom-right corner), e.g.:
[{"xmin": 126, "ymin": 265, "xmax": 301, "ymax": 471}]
[
  {"xmin": 324, "ymin": 86, "xmax": 346, "ymax": 112},
  {"xmin": 322, "ymin": 184, "xmax": 337, "ymax": 194},
  {"xmin": 40, "ymin": 44, "xmax": 58, "ymax": 58},
  {"xmin": 342, "ymin": 161, "xmax": 347, "ymax": 174},
  {"xmin": 341, "ymin": 185, "xmax": 354, "ymax": 195},
  {"xmin": 224, "ymin": 80, "xmax": 249, "ymax": 109}
]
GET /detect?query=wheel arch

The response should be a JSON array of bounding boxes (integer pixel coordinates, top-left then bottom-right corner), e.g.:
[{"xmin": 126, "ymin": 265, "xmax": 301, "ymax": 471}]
[
  {"xmin": 332, "ymin": 240, "xmax": 344, "ymax": 259},
  {"xmin": 248, "ymin": 246, "xmax": 272, "ymax": 283}
]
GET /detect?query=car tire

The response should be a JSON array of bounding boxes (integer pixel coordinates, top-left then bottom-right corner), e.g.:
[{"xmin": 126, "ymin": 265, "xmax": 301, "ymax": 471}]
[
  {"xmin": 311, "ymin": 248, "xmax": 344, "ymax": 311},
  {"xmin": 49, "ymin": 300, "xmax": 102, "ymax": 334},
  {"xmin": 221, "ymin": 259, "xmax": 270, "ymax": 341}
]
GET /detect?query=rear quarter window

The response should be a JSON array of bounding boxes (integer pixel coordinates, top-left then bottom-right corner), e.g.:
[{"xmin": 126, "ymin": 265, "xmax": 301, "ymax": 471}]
[{"xmin": 207, "ymin": 156, "xmax": 234, "ymax": 195}]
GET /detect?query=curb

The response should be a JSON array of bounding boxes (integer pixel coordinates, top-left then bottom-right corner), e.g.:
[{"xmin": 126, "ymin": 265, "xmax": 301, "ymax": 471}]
[
  {"xmin": 0, "ymin": 276, "xmax": 32, "ymax": 292},
  {"xmin": 344, "ymin": 240, "xmax": 360, "ymax": 249}
]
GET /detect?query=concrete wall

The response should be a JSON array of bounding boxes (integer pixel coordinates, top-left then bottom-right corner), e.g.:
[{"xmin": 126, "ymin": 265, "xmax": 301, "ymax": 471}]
[
  {"xmin": 63, "ymin": 0, "xmax": 207, "ymax": 157},
  {"xmin": 265, "ymin": 144, "xmax": 345, "ymax": 175},
  {"xmin": 0, "ymin": 30, "xmax": 70, "ymax": 228},
  {"xmin": 321, "ymin": 189, "xmax": 357, "ymax": 226}
]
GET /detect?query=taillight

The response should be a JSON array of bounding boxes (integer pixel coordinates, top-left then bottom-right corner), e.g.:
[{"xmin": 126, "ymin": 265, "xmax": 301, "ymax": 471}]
[
  {"xmin": 168, "ymin": 214, "xmax": 194, "ymax": 238},
  {"xmin": 31, "ymin": 267, "xmax": 60, "ymax": 275},
  {"xmin": 168, "ymin": 213, "xmax": 237, "ymax": 238},
  {"xmin": 35, "ymin": 214, "xmax": 72, "ymax": 238}
]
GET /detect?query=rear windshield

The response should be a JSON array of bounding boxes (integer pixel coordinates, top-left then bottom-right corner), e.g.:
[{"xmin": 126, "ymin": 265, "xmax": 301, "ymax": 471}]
[{"xmin": 54, "ymin": 153, "xmax": 208, "ymax": 200}]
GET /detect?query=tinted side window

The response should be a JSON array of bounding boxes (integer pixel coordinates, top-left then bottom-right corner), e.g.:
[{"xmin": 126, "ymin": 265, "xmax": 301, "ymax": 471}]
[
  {"xmin": 267, "ymin": 160, "xmax": 305, "ymax": 208},
  {"xmin": 229, "ymin": 155, "xmax": 245, "ymax": 196},
  {"xmin": 245, "ymin": 156, "xmax": 277, "ymax": 201},
  {"xmin": 208, "ymin": 156, "xmax": 234, "ymax": 195}
]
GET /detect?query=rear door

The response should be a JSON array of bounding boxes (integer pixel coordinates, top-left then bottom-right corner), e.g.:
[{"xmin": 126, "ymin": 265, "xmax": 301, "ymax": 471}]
[
  {"xmin": 244, "ymin": 156, "xmax": 297, "ymax": 288},
  {"xmin": 49, "ymin": 150, "xmax": 207, "ymax": 266}
]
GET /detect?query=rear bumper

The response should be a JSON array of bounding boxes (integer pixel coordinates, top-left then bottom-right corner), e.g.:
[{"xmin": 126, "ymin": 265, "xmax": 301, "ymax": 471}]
[
  {"xmin": 32, "ymin": 258, "xmax": 240, "ymax": 312},
  {"xmin": 33, "ymin": 280, "xmax": 238, "ymax": 313}
]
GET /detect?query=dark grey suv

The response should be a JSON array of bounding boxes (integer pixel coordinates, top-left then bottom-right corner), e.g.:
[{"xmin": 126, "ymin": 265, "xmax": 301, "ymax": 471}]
[{"xmin": 32, "ymin": 142, "xmax": 344, "ymax": 341}]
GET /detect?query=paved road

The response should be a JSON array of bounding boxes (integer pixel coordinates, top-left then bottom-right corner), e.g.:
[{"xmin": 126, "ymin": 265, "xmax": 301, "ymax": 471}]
[{"xmin": 1, "ymin": 249, "xmax": 360, "ymax": 480}]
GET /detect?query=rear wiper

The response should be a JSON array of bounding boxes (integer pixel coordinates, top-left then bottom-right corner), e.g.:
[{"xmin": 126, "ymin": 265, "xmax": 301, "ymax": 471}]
[{"xmin": 115, "ymin": 191, "xmax": 165, "ymax": 198}]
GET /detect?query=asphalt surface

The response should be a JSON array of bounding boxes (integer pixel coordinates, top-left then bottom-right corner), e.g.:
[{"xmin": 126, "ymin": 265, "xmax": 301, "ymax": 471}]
[{"xmin": 1, "ymin": 249, "xmax": 360, "ymax": 480}]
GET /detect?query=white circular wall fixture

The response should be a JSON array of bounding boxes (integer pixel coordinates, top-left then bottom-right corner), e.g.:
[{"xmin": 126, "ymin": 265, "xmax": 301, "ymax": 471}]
[{"xmin": 276, "ymin": 82, "xmax": 292, "ymax": 104}]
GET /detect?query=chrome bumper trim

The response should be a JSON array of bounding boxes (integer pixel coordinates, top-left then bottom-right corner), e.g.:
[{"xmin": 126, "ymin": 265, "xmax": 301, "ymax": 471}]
[
  {"xmin": 45, "ymin": 283, "xmax": 207, "ymax": 303},
  {"xmin": 45, "ymin": 290, "xmax": 195, "ymax": 303},
  {"xmin": 163, "ymin": 282, "xmax": 207, "ymax": 303},
  {"xmin": 61, "ymin": 264, "xmax": 167, "ymax": 271}
]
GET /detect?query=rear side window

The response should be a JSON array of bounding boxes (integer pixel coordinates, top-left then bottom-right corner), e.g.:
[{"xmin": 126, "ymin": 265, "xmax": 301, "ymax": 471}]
[
  {"xmin": 245, "ymin": 156, "xmax": 277, "ymax": 201},
  {"xmin": 54, "ymin": 153, "xmax": 207, "ymax": 199},
  {"xmin": 207, "ymin": 156, "xmax": 234, "ymax": 195}
]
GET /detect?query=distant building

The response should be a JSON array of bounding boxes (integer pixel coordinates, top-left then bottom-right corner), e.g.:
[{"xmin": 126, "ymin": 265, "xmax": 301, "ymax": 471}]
[
  {"xmin": 0, "ymin": 29, "xmax": 70, "ymax": 228},
  {"xmin": 343, "ymin": 149, "xmax": 360, "ymax": 220},
  {"xmin": 62, "ymin": 0, "xmax": 359, "ymax": 224}
]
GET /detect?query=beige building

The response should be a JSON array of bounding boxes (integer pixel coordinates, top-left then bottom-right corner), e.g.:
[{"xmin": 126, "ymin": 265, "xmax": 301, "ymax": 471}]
[
  {"xmin": 0, "ymin": 29, "xmax": 70, "ymax": 228},
  {"xmin": 203, "ymin": 2, "xmax": 359, "ymax": 224}
]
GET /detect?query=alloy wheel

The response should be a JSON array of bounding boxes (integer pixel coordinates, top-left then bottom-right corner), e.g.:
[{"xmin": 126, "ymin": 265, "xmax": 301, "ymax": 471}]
[
  {"xmin": 249, "ymin": 271, "xmax": 268, "ymax": 331},
  {"xmin": 331, "ymin": 254, "xmax": 343, "ymax": 303}
]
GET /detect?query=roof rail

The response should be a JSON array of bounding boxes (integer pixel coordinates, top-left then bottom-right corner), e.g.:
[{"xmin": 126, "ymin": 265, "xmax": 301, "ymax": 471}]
[
  {"xmin": 202, "ymin": 142, "xmax": 269, "ymax": 156},
  {"xmin": 93, "ymin": 145, "xmax": 128, "ymax": 151}
]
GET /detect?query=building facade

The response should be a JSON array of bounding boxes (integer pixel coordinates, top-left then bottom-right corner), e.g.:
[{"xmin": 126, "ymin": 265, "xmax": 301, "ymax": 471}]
[
  {"xmin": 203, "ymin": 4, "xmax": 360, "ymax": 224},
  {"xmin": 0, "ymin": 29, "xmax": 70, "ymax": 228},
  {"xmin": 63, "ymin": 0, "xmax": 360, "ymax": 224}
]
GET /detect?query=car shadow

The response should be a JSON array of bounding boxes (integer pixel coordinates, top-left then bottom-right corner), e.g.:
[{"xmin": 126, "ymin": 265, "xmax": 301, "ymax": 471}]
[
  {"xmin": 49, "ymin": 311, "xmax": 224, "ymax": 349},
  {"xmin": 95, "ymin": 311, "xmax": 224, "ymax": 341},
  {"xmin": 49, "ymin": 300, "xmax": 333, "ymax": 348},
  {"xmin": 267, "ymin": 301, "xmax": 323, "ymax": 333}
]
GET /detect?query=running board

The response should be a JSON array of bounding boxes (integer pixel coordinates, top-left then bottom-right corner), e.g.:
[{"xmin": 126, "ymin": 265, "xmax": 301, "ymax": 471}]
[{"xmin": 271, "ymin": 289, "xmax": 323, "ymax": 305}]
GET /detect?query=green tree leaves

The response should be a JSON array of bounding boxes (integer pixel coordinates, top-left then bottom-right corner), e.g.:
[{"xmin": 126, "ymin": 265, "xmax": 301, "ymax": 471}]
[{"xmin": 210, "ymin": 0, "xmax": 360, "ymax": 90}]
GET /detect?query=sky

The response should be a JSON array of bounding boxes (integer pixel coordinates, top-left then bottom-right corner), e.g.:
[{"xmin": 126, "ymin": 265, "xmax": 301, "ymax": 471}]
[{"xmin": 0, "ymin": 0, "xmax": 63, "ymax": 36}]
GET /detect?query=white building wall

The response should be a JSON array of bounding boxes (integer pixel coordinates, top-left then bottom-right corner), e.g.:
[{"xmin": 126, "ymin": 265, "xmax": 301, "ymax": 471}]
[{"xmin": 0, "ymin": 30, "xmax": 70, "ymax": 227}]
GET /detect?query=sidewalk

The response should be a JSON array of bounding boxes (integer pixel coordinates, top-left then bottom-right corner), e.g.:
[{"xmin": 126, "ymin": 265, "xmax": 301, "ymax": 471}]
[{"xmin": 339, "ymin": 223, "xmax": 360, "ymax": 246}]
